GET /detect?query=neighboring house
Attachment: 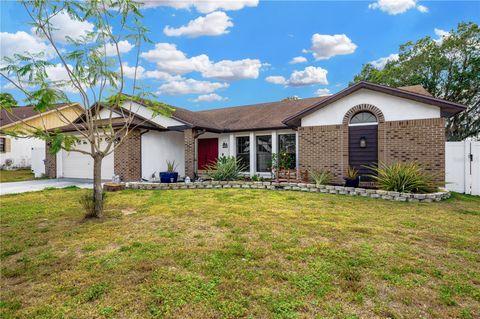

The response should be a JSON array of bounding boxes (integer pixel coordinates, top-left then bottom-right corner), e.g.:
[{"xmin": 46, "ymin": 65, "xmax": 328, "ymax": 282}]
[
  {"xmin": 46, "ymin": 81, "xmax": 465, "ymax": 184},
  {"xmin": 0, "ymin": 103, "xmax": 83, "ymax": 174}
]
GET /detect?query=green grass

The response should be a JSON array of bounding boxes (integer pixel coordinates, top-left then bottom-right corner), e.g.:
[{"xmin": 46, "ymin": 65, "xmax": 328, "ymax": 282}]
[
  {"xmin": 0, "ymin": 169, "xmax": 34, "ymax": 182},
  {"xmin": 1, "ymin": 188, "xmax": 479, "ymax": 318}
]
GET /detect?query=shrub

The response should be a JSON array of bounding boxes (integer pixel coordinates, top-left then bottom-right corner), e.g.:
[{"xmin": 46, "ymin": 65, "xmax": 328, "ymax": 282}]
[
  {"xmin": 206, "ymin": 156, "xmax": 247, "ymax": 181},
  {"xmin": 79, "ymin": 192, "xmax": 106, "ymax": 218},
  {"xmin": 365, "ymin": 162, "xmax": 438, "ymax": 193},
  {"xmin": 311, "ymin": 170, "xmax": 331, "ymax": 186},
  {"xmin": 166, "ymin": 160, "xmax": 178, "ymax": 172},
  {"xmin": 346, "ymin": 166, "xmax": 359, "ymax": 179}
]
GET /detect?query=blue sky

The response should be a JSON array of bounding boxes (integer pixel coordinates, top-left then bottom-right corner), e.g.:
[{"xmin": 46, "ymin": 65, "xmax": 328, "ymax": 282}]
[{"xmin": 1, "ymin": 1, "xmax": 478, "ymax": 110}]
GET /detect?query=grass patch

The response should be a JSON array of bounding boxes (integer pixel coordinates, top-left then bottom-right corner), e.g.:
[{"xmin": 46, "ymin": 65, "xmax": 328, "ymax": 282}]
[
  {"xmin": 0, "ymin": 188, "xmax": 479, "ymax": 318},
  {"xmin": 0, "ymin": 169, "xmax": 35, "ymax": 182}
]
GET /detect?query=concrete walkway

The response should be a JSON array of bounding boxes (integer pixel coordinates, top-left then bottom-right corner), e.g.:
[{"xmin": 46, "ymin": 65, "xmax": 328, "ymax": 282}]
[{"xmin": 0, "ymin": 179, "xmax": 93, "ymax": 196}]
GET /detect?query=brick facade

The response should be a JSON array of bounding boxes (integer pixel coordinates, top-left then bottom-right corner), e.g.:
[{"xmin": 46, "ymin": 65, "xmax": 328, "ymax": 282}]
[
  {"xmin": 114, "ymin": 129, "xmax": 142, "ymax": 182},
  {"xmin": 184, "ymin": 128, "xmax": 196, "ymax": 179},
  {"xmin": 45, "ymin": 143, "xmax": 56, "ymax": 178},
  {"xmin": 383, "ymin": 118, "xmax": 446, "ymax": 183},
  {"xmin": 298, "ymin": 105, "xmax": 446, "ymax": 184},
  {"xmin": 298, "ymin": 124, "xmax": 344, "ymax": 183}
]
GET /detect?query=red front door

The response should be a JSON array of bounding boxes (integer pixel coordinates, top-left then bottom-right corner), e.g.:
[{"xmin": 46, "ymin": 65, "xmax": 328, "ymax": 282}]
[{"xmin": 198, "ymin": 138, "xmax": 218, "ymax": 170}]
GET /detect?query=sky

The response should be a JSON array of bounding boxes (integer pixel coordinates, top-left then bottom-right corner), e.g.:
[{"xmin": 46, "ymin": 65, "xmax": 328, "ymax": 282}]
[{"xmin": 1, "ymin": 0, "xmax": 479, "ymax": 111}]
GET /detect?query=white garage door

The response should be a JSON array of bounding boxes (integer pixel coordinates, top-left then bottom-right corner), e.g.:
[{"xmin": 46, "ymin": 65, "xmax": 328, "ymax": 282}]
[{"xmin": 62, "ymin": 138, "xmax": 114, "ymax": 180}]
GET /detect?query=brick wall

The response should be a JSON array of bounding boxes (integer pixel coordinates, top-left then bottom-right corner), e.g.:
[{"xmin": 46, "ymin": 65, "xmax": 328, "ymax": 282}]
[
  {"xmin": 298, "ymin": 118, "xmax": 446, "ymax": 185},
  {"xmin": 298, "ymin": 124, "xmax": 345, "ymax": 184},
  {"xmin": 384, "ymin": 118, "xmax": 446, "ymax": 183},
  {"xmin": 45, "ymin": 143, "xmax": 56, "ymax": 178},
  {"xmin": 114, "ymin": 129, "xmax": 141, "ymax": 182},
  {"xmin": 184, "ymin": 129, "xmax": 195, "ymax": 178}
]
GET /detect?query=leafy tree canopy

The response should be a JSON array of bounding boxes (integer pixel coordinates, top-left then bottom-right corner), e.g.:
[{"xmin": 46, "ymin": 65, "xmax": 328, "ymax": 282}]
[
  {"xmin": 0, "ymin": 93, "xmax": 18, "ymax": 107},
  {"xmin": 353, "ymin": 22, "xmax": 479, "ymax": 141}
]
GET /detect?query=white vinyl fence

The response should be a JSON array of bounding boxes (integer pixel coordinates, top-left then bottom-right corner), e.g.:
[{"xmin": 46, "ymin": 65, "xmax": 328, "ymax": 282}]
[{"xmin": 445, "ymin": 141, "xmax": 479, "ymax": 195}]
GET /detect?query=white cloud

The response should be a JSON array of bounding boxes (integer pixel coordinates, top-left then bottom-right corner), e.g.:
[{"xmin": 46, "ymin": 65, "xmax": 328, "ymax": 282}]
[
  {"xmin": 164, "ymin": 11, "xmax": 233, "ymax": 37},
  {"xmin": 192, "ymin": 93, "xmax": 228, "ymax": 102},
  {"xmin": 417, "ymin": 4, "xmax": 428, "ymax": 13},
  {"xmin": 32, "ymin": 11, "xmax": 94, "ymax": 44},
  {"xmin": 289, "ymin": 56, "xmax": 307, "ymax": 64},
  {"xmin": 315, "ymin": 88, "xmax": 332, "ymax": 97},
  {"xmin": 140, "ymin": 43, "xmax": 262, "ymax": 80},
  {"xmin": 265, "ymin": 76, "xmax": 287, "ymax": 85},
  {"xmin": 105, "ymin": 40, "xmax": 134, "ymax": 56},
  {"xmin": 141, "ymin": 43, "xmax": 210, "ymax": 74},
  {"xmin": 308, "ymin": 34, "xmax": 357, "ymax": 60},
  {"xmin": 121, "ymin": 62, "xmax": 184, "ymax": 82},
  {"xmin": 266, "ymin": 66, "xmax": 328, "ymax": 87},
  {"xmin": 0, "ymin": 31, "xmax": 53, "ymax": 61},
  {"xmin": 288, "ymin": 66, "xmax": 328, "ymax": 86},
  {"xmin": 158, "ymin": 78, "xmax": 228, "ymax": 95},
  {"xmin": 141, "ymin": 0, "xmax": 259, "ymax": 13},
  {"xmin": 122, "ymin": 63, "xmax": 145, "ymax": 79},
  {"xmin": 368, "ymin": 0, "xmax": 428, "ymax": 15},
  {"xmin": 144, "ymin": 70, "xmax": 183, "ymax": 81},
  {"xmin": 369, "ymin": 53, "xmax": 399, "ymax": 69},
  {"xmin": 434, "ymin": 28, "xmax": 450, "ymax": 44},
  {"xmin": 202, "ymin": 59, "xmax": 262, "ymax": 80}
]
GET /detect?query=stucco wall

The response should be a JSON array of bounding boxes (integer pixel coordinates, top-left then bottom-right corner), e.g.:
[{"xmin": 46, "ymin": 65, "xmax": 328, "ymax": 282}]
[
  {"xmin": 0, "ymin": 137, "xmax": 44, "ymax": 168},
  {"xmin": 301, "ymin": 89, "xmax": 441, "ymax": 127},
  {"xmin": 141, "ymin": 130, "xmax": 185, "ymax": 180}
]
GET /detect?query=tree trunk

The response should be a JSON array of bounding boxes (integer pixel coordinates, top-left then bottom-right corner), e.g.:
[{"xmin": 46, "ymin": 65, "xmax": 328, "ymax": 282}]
[{"xmin": 92, "ymin": 154, "xmax": 104, "ymax": 218}]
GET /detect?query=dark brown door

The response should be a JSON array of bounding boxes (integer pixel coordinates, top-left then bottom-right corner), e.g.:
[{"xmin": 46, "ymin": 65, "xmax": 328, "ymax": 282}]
[
  {"xmin": 348, "ymin": 125, "xmax": 378, "ymax": 176},
  {"xmin": 198, "ymin": 138, "xmax": 218, "ymax": 170}
]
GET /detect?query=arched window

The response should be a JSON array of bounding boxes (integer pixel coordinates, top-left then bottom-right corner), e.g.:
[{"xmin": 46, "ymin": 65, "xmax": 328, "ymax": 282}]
[{"xmin": 349, "ymin": 112, "xmax": 377, "ymax": 125}]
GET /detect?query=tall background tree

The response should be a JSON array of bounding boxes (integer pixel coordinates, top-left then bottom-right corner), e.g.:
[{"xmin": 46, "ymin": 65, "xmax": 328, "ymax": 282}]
[
  {"xmin": 0, "ymin": 0, "xmax": 172, "ymax": 218},
  {"xmin": 0, "ymin": 93, "xmax": 18, "ymax": 107},
  {"xmin": 353, "ymin": 22, "xmax": 479, "ymax": 141}
]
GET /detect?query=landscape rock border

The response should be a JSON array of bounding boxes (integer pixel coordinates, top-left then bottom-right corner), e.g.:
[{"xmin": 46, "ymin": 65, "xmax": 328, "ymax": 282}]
[{"xmin": 125, "ymin": 181, "xmax": 450, "ymax": 203}]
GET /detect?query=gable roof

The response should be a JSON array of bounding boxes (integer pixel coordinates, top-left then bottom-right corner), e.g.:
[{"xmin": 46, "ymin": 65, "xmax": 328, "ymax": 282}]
[
  {"xmin": 283, "ymin": 81, "xmax": 466, "ymax": 126},
  {"xmin": 129, "ymin": 95, "xmax": 328, "ymax": 132},
  {"xmin": 0, "ymin": 103, "xmax": 83, "ymax": 129},
  {"xmin": 195, "ymin": 97, "xmax": 328, "ymax": 132},
  {"xmin": 52, "ymin": 81, "xmax": 465, "ymax": 134}
]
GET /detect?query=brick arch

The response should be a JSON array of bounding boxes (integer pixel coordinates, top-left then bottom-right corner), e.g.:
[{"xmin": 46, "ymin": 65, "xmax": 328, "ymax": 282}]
[
  {"xmin": 341, "ymin": 104, "xmax": 386, "ymax": 178},
  {"xmin": 342, "ymin": 104, "xmax": 385, "ymax": 125}
]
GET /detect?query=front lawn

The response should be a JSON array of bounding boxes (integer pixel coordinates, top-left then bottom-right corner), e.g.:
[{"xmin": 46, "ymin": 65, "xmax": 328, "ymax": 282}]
[
  {"xmin": 1, "ymin": 188, "xmax": 479, "ymax": 318},
  {"xmin": 0, "ymin": 169, "xmax": 34, "ymax": 183}
]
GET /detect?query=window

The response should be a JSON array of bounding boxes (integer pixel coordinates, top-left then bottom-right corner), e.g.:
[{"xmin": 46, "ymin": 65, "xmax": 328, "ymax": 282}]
[
  {"xmin": 236, "ymin": 136, "xmax": 250, "ymax": 171},
  {"xmin": 0, "ymin": 138, "xmax": 5, "ymax": 153},
  {"xmin": 278, "ymin": 134, "xmax": 296, "ymax": 169},
  {"xmin": 256, "ymin": 135, "xmax": 272, "ymax": 172},
  {"xmin": 350, "ymin": 112, "xmax": 377, "ymax": 125}
]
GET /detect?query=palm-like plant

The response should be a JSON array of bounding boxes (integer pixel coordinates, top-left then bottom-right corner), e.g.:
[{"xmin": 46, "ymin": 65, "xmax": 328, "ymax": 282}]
[
  {"xmin": 311, "ymin": 170, "xmax": 331, "ymax": 186},
  {"xmin": 365, "ymin": 162, "xmax": 438, "ymax": 193},
  {"xmin": 206, "ymin": 156, "xmax": 247, "ymax": 181}
]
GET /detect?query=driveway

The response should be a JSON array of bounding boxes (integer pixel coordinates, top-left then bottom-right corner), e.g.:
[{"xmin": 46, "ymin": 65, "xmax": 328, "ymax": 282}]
[{"xmin": 0, "ymin": 179, "xmax": 93, "ymax": 196}]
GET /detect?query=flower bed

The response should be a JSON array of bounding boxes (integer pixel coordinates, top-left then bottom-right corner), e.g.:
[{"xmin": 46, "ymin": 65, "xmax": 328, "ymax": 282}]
[{"xmin": 125, "ymin": 180, "xmax": 450, "ymax": 203}]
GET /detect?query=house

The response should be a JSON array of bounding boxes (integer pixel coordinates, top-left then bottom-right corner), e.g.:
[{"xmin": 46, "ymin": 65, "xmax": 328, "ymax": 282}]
[
  {"xmin": 0, "ymin": 103, "xmax": 83, "ymax": 175},
  {"xmin": 45, "ymin": 81, "xmax": 465, "ymax": 184}
]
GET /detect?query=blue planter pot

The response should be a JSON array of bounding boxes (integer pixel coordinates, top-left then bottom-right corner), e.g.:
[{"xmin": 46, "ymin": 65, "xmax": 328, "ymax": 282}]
[
  {"xmin": 344, "ymin": 177, "xmax": 360, "ymax": 188},
  {"xmin": 160, "ymin": 172, "xmax": 178, "ymax": 183}
]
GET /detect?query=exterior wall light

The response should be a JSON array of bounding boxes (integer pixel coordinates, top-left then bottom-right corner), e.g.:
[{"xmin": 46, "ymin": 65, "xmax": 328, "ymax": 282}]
[{"xmin": 359, "ymin": 137, "xmax": 367, "ymax": 148}]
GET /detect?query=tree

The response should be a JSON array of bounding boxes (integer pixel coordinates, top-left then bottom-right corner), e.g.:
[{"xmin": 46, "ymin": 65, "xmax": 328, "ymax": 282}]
[
  {"xmin": 0, "ymin": 0, "xmax": 172, "ymax": 218},
  {"xmin": 353, "ymin": 22, "xmax": 480, "ymax": 141},
  {"xmin": 0, "ymin": 93, "xmax": 18, "ymax": 107}
]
